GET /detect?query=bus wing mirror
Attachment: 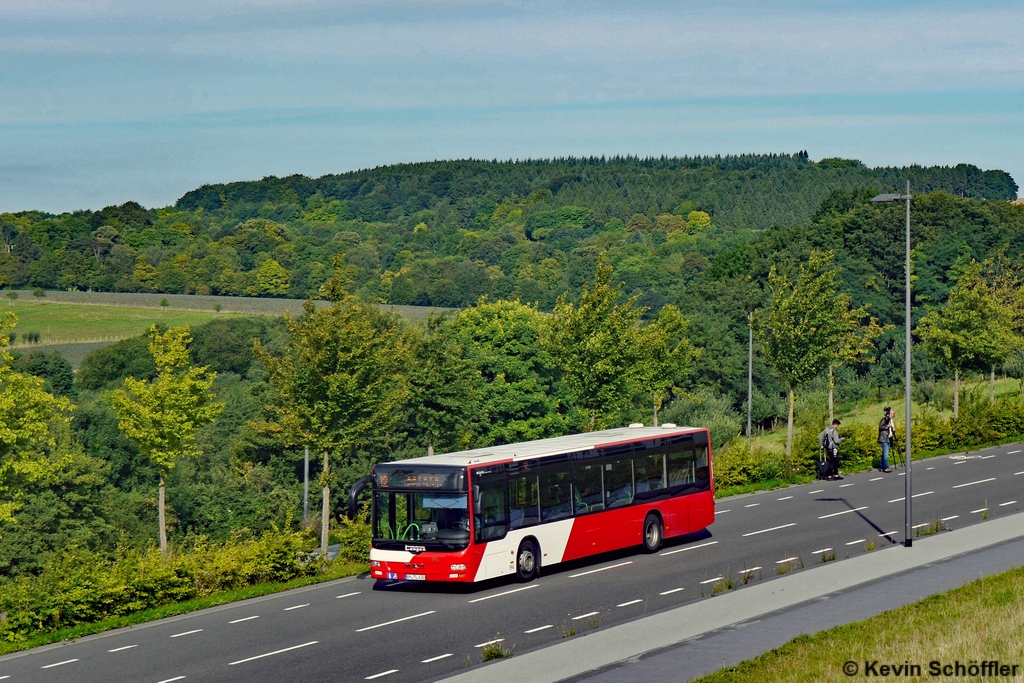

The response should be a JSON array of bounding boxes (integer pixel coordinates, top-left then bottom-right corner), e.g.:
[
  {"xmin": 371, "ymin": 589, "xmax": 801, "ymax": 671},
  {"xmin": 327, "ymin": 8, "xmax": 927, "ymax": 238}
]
[
  {"xmin": 473, "ymin": 485, "xmax": 481, "ymax": 511},
  {"xmin": 347, "ymin": 474, "xmax": 372, "ymax": 519}
]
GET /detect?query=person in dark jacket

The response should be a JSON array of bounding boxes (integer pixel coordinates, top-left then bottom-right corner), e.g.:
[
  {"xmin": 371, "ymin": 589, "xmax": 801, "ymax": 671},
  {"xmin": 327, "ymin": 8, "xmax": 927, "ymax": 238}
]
[
  {"xmin": 878, "ymin": 407, "xmax": 894, "ymax": 473},
  {"xmin": 818, "ymin": 419, "xmax": 844, "ymax": 480}
]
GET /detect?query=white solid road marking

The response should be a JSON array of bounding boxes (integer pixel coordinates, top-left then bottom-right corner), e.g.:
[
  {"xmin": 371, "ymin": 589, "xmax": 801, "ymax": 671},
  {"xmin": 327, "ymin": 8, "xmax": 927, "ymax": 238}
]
[
  {"xmin": 742, "ymin": 522, "xmax": 796, "ymax": 537},
  {"xmin": 283, "ymin": 603, "xmax": 309, "ymax": 611},
  {"xmin": 229, "ymin": 616, "xmax": 260, "ymax": 624},
  {"xmin": 839, "ymin": 483, "xmax": 855, "ymax": 488},
  {"xmin": 1000, "ymin": 501, "xmax": 1017, "ymax": 506},
  {"xmin": 156, "ymin": 677, "xmax": 187, "ymax": 683},
  {"xmin": 41, "ymin": 659, "xmax": 79, "ymax": 669},
  {"xmin": 468, "ymin": 585, "xmax": 537, "ymax": 603},
  {"xmin": 971, "ymin": 508, "xmax": 989, "ymax": 514},
  {"xmin": 356, "ymin": 612, "xmax": 435, "ymax": 632},
  {"xmin": 365, "ymin": 670, "xmax": 399, "ymax": 680},
  {"xmin": 572, "ymin": 611, "xmax": 600, "ymax": 619},
  {"xmin": 888, "ymin": 491, "xmax": 934, "ymax": 503},
  {"xmin": 659, "ymin": 588, "xmax": 685, "ymax": 595},
  {"xmin": 422, "ymin": 654, "xmax": 453, "ymax": 663},
  {"xmin": 699, "ymin": 577, "xmax": 724, "ymax": 585},
  {"xmin": 777, "ymin": 496, "xmax": 793, "ymax": 501},
  {"xmin": 869, "ymin": 477, "xmax": 883, "ymax": 481},
  {"xmin": 809, "ymin": 489, "xmax": 824, "ymax": 494},
  {"xmin": 845, "ymin": 539, "xmax": 866, "ymax": 545},
  {"xmin": 229, "ymin": 641, "xmax": 319, "ymax": 665},
  {"xmin": 617, "ymin": 599, "xmax": 644, "ymax": 607},
  {"xmin": 811, "ymin": 548, "xmax": 833, "ymax": 554},
  {"xmin": 819, "ymin": 506, "xmax": 868, "ymax": 519},
  {"xmin": 524, "ymin": 625, "xmax": 554, "ymax": 633},
  {"xmin": 170, "ymin": 629, "xmax": 202, "ymax": 638},
  {"xmin": 108, "ymin": 645, "xmax": 138, "ymax": 652},
  {"xmin": 570, "ymin": 561, "xmax": 633, "ymax": 578},
  {"xmin": 745, "ymin": 503, "xmax": 761, "ymax": 508},
  {"xmin": 941, "ymin": 515, "xmax": 960, "ymax": 521},
  {"xmin": 474, "ymin": 638, "xmax": 505, "ymax": 648},
  {"xmin": 953, "ymin": 477, "xmax": 997, "ymax": 489},
  {"xmin": 336, "ymin": 592, "xmax": 361, "ymax": 599},
  {"xmin": 775, "ymin": 557, "xmax": 799, "ymax": 564},
  {"xmin": 660, "ymin": 540, "xmax": 718, "ymax": 556},
  {"xmin": 1009, "ymin": 450, "xmax": 1022, "ymax": 454}
]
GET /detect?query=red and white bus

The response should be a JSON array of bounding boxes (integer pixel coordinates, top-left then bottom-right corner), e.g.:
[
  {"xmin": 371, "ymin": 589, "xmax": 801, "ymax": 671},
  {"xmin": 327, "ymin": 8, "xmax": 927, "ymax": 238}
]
[{"xmin": 360, "ymin": 424, "xmax": 713, "ymax": 583}]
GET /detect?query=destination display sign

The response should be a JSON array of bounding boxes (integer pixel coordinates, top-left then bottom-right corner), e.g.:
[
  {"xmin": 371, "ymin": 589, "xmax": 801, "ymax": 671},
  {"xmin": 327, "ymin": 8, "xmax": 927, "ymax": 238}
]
[{"xmin": 375, "ymin": 466, "xmax": 467, "ymax": 491}]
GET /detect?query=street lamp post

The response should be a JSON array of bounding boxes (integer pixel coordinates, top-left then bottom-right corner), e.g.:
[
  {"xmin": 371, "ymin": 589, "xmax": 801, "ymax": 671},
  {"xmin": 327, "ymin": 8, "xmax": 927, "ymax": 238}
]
[
  {"xmin": 747, "ymin": 312, "xmax": 754, "ymax": 441},
  {"xmin": 871, "ymin": 181, "xmax": 913, "ymax": 547}
]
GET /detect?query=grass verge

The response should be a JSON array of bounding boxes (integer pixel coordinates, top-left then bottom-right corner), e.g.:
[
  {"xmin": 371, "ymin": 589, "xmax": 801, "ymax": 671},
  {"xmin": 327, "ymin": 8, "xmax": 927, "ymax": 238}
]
[
  {"xmin": 693, "ymin": 564, "xmax": 1024, "ymax": 683},
  {"xmin": 0, "ymin": 561, "xmax": 366, "ymax": 657}
]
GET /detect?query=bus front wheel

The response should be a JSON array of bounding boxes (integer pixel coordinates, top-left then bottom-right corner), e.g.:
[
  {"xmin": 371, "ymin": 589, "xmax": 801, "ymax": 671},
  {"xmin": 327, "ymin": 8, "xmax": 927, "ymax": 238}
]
[
  {"xmin": 642, "ymin": 513, "xmax": 663, "ymax": 553},
  {"xmin": 516, "ymin": 539, "xmax": 539, "ymax": 582}
]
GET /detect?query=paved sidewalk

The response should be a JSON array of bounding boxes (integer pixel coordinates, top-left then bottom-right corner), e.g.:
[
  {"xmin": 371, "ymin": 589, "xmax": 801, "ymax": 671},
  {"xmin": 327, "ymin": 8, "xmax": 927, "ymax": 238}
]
[{"xmin": 437, "ymin": 511, "xmax": 1024, "ymax": 683}]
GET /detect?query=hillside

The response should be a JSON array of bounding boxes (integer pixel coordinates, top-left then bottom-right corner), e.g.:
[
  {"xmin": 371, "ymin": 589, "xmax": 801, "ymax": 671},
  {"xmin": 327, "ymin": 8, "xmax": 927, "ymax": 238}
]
[{"xmin": 0, "ymin": 155, "xmax": 1017, "ymax": 314}]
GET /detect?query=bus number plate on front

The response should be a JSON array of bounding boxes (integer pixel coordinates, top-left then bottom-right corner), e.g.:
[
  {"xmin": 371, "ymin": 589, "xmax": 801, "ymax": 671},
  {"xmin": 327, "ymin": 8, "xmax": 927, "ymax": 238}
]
[{"xmin": 404, "ymin": 574, "xmax": 426, "ymax": 581}]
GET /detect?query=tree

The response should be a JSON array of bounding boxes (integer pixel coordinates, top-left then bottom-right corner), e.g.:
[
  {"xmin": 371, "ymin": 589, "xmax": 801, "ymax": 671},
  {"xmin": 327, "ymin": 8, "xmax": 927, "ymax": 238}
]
[
  {"xmin": 253, "ymin": 297, "xmax": 411, "ymax": 556},
  {"xmin": 754, "ymin": 251, "xmax": 859, "ymax": 456},
  {"xmin": 111, "ymin": 325, "xmax": 224, "ymax": 556},
  {"xmin": 827, "ymin": 310, "xmax": 886, "ymax": 421},
  {"xmin": 0, "ymin": 313, "xmax": 75, "ymax": 532},
  {"xmin": 983, "ymin": 252, "xmax": 1024, "ymax": 402},
  {"xmin": 249, "ymin": 258, "xmax": 290, "ymax": 297},
  {"xmin": 543, "ymin": 256, "xmax": 649, "ymax": 431},
  {"xmin": 917, "ymin": 263, "xmax": 1015, "ymax": 418},
  {"xmin": 636, "ymin": 305, "xmax": 700, "ymax": 426},
  {"xmin": 405, "ymin": 316, "xmax": 481, "ymax": 455}
]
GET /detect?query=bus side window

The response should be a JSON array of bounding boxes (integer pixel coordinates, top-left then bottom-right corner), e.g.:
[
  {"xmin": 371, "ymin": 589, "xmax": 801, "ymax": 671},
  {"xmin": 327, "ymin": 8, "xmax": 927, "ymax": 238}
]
[
  {"xmin": 572, "ymin": 460, "xmax": 604, "ymax": 514},
  {"xmin": 634, "ymin": 453, "xmax": 666, "ymax": 498},
  {"xmin": 603, "ymin": 458, "xmax": 633, "ymax": 508},
  {"xmin": 667, "ymin": 448, "xmax": 695, "ymax": 489},
  {"xmin": 508, "ymin": 471, "xmax": 540, "ymax": 528},
  {"xmin": 539, "ymin": 465, "xmax": 572, "ymax": 521},
  {"xmin": 474, "ymin": 473, "xmax": 508, "ymax": 543},
  {"xmin": 695, "ymin": 447, "xmax": 711, "ymax": 490}
]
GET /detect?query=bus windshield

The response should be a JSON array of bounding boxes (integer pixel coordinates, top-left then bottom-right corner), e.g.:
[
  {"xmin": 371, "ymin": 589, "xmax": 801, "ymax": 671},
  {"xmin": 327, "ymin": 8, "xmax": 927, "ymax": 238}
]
[
  {"xmin": 372, "ymin": 464, "xmax": 468, "ymax": 550},
  {"xmin": 374, "ymin": 491, "xmax": 470, "ymax": 550}
]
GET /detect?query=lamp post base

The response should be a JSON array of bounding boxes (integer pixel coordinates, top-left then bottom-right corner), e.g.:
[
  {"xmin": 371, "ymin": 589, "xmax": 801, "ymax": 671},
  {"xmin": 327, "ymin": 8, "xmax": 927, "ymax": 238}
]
[{"xmin": 904, "ymin": 539, "xmax": 913, "ymax": 548}]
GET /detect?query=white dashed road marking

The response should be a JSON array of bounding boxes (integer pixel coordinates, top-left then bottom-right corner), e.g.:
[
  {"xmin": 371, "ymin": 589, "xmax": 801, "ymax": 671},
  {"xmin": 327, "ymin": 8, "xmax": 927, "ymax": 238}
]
[
  {"xmin": 717, "ymin": 509, "xmax": 731, "ymax": 513},
  {"xmin": 41, "ymin": 659, "xmax": 78, "ymax": 669},
  {"xmin": 745, "ymin": 503, "xmax": 761, "ymax": 508},
  {"xmin": 699, "ymin": 577, "xmax": 724, "ymax": 585},
  {"xmin": 474, "ymin": 638, "xmax": 505, "ymax": 648},
  {"xmin": 742, "ymin": 523, "xmax": 796, "ymax": 537},
  {"xmin": 1009, "ymin": 450, "xmax": 1022, "ymax": 454},
  {"xmin": 971, "ymin": 508, "xmax": 989, "ymax": 514},
  {"xmin": 365, "ymin": 671, "xmax": 399, "ymax": 680},
  {"xmin": 525, "ymin": 625, "xmax": 554, "ymax": 633},
  {"xmin": 741, "ymin": 566, "xmax": 762, "ymax": 573},
  {"xmin": 157, "ymin": 677, "xmax": 186, "ymax": 683},
  {"xmin": 283, "ymin": 603, "xmax": 309, "ymax": 611},
  {"xmin": 819, "ymin": 507, "xmax": 868, "ymax": 519},
  {"xmin": 229, "ymin": 641, "xmax": 319, "ymax": 665},
  {"xmin": 570, "ymin": 561, "xmax": 632, "ymax": 578},
  {"xmin": 775, "ymin": 557, "xmax": 799, "ymax": 564},
  {"xmin": 777, "ymin": 496, "xmax": 793, "ymax": 500},
  {"xmin": 468, "ymin": 585, "xmax": 537, "ymax": 603},
  {"xmin": 108, "ymin": 645, "xmax": 138, "ymax": 652},
  {"xmin": 617, "ymin": 599, "xmax": 644, "ymax": 607},
  {"xmin": 811, "ymin": 548, "xmax": 833, "ymax": 554},
  {"xmin": 1000, "ymin": 501, "xmax": 1017, "ymax": 506},
  {"xmin": 660, "ymin": 540, "xmax": 718, "ymax": 556},
  {"xmin": 839, "ymin": 483, "xmax": 855, "ymax": 488},
  {"xmin": 659, "ymin": 588, "xmax": 685, "ymax": 595},
  {"xmin": 422, "ymin": 654, "xmax": 452, "ymax": 663},
  {"xmin": 953, "ymin": 477, "xmax": 997, "ymax": 489},
  {"xmin": 356, "ymin": 612, "xmax": 435, "ymax": 632},
  {"xmin": 869, "ymin": 477, "xmax": 883, "ymax": 481},
  {"xmin": 809, "ymin": 489, "xmax": 824, "ymax": 494},
  {"xmin": 336, "ymin": 592, "xmax": 361, "ymax": 599},
  {"xmin": 572, "ymin": 612, "xmax": 600, "ymax": 620},
  {"xmin": 912, "ymin": 523, "xmax": 930, "ymax": 529},
  {"xmin": 888, "ymin": 491, "xmax": 934, "ymax": 503},
  {"xmin": 170, "ymin": 629, "xmax": 202, "ymax": 638},
  {"xmin": 229, "ymin": 616, "xmax": 259, "ymax": 624},
  {"xmin": 845, "ymin": 539, "xmax": 866, "ymax": 545},
  {"xmin": 941, "ymin": 516, "xmax": 959, "ymax": 521}
]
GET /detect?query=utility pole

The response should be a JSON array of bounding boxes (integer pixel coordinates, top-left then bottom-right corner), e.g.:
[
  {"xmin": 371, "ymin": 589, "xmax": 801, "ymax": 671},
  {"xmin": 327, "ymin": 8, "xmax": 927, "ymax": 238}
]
[
  {"xmin": 303, "ymin": 445, "xmax": 309, "ymax": 528},
  {"xmin": 747, "ymin": 312, "xmax": 753, "ymax": 440}
]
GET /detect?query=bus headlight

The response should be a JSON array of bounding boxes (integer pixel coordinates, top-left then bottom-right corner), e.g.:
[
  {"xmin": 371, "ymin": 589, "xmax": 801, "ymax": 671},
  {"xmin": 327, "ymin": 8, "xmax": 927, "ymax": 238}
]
[
  {"xmin": 371, "ymin": 560, "xmax": 381, "ymax": 568},
  {"xmin": 450, "ymin": 563, "xmax": 466, "ymax": 571}
]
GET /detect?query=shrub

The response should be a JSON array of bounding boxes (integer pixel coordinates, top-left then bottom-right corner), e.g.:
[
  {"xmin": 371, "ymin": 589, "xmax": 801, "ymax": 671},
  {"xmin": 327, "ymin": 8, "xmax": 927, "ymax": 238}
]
[
  {"xmin": 713, "ymin": 440, "xmax": 788, "ymax": 488},
  {"xmin": 334, "ymin": 506, "xmax": 371, "ymax": 564}
]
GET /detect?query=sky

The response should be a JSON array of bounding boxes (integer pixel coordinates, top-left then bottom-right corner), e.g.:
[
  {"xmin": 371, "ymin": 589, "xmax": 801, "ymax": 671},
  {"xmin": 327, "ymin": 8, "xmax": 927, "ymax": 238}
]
[{"xmin": 1, "ymin": 0, "xmax": 1022, "ymax": 213}]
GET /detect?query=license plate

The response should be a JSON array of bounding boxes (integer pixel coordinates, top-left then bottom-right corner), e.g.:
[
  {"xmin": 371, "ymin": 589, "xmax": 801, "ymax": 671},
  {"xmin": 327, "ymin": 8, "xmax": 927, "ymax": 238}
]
[
  {"xmin": 404, "ymin": 574, "xmax": 426, "ymax": 581},
  {"xmin": 386, "ymin": 572, "xmax": 399, "ymax": 580}
]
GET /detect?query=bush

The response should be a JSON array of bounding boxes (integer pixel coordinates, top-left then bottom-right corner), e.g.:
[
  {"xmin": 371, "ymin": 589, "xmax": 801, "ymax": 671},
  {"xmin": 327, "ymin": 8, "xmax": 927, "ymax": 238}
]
[
  {"xmin": 0, "ymin": 529, "xmax": 321, "ymax": 641},
  {"xmin": 334, "ymin": 506, "xmax": 371, "ymax": 564},
  {"xmin": 713, "ymin": 439, "xmax": 790, "ymax": 489}
]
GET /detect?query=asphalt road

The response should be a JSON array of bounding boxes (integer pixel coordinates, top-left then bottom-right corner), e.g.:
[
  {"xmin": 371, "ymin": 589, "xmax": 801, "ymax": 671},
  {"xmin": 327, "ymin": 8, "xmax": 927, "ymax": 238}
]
[{"xmin": 4, "ymin": 442, "xmax": 1023, "ymax": 683}]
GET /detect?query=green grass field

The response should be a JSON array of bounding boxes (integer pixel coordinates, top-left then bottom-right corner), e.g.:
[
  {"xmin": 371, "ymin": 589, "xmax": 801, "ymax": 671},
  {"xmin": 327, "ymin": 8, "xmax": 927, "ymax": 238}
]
[
  {"xmin": 695, "ymin": 563, "xmax": 1024, "ymax": 683},
  {"xmin": 3, "ymin": 300, "xmax": 228, "ymax": 346}
]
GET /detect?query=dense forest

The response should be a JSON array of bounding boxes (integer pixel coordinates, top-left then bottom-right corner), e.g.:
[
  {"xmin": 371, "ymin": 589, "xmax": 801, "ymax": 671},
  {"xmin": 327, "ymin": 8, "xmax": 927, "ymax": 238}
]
[{"xmin": 2, "ymin": 154, "xmax": 1023, "ymax": 593}]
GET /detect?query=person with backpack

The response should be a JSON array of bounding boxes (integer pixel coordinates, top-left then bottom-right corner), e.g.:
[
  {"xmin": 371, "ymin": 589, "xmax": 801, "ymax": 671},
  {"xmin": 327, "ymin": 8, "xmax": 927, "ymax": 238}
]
[
  {"xmin": 877, "ymin": 407, "xmax": 894, "ymax": 473},
  {"xmin": 818, "ymin": 419, "xmax": 844, "ymax": 480}
]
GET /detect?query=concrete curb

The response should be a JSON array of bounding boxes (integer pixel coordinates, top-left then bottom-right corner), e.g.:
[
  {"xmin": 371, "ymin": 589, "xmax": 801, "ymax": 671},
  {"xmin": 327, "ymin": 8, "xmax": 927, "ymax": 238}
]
[{"xmin": 437, "ymin": 511, "xmax": 1024, "ymax": 683}]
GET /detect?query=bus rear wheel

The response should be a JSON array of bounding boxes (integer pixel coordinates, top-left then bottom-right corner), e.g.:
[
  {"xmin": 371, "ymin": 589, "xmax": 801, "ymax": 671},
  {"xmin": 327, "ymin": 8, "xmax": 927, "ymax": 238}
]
[
  {"xmin": 516, "ymin": 539, "xmax": 539, "ymax": 582},
  {"xmin": 642, "ymin": 513, "xmax": 663, "ymax": 553}
]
